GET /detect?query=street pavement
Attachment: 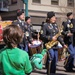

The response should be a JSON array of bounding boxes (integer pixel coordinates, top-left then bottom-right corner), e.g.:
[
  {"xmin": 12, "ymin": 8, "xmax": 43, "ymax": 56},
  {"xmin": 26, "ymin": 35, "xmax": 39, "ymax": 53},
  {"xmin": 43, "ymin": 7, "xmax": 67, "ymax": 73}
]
[{"xmin": 31, "ymin": 61, "xmax": 75, "ymax": 75}]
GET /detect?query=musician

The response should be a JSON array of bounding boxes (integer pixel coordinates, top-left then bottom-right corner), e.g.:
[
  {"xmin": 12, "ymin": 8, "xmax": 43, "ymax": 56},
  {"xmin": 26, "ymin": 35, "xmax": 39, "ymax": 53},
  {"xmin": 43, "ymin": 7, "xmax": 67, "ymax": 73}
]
[
  {"xmin": 24, "ymin": 16, "xmax": 37, "ymax": 54},
  {"xmin": 42, "ymin": 11, "xmax": 67, "ymax": 74},
  {"xmin": 40, "ymin": 19, "xmax": 48, "ymax": 48},
  {"xmin": 0, "ymin": 25, "xmax": 32, "ymax": 75},
  {"xmin": 12, "ymin": 9, "xmax": 28, "ymax": 52},
  {"xmin": 62, "ymin": 12, "xmax": 75, "ymax": 72}
]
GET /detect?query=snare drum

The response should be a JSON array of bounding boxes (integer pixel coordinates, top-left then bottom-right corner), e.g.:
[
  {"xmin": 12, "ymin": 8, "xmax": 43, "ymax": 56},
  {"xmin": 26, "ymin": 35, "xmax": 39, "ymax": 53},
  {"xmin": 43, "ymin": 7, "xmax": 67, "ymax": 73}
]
[{"xmin": 28, "ymin": 40, "xmax": 42, "ymax": 56}]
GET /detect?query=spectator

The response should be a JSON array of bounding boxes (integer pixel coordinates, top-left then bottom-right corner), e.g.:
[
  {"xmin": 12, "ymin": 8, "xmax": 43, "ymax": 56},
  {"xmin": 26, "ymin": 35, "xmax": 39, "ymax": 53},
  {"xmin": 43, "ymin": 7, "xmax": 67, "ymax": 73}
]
[{"xmin": 0, "ymin": 25, "xmax": 32, "ymax": 75}]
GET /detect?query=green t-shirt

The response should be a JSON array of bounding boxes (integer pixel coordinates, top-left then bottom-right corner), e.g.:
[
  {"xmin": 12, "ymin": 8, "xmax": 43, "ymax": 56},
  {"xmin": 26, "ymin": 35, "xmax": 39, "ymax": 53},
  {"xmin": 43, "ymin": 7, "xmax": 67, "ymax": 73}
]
[{"xmin": 0, "ymin": 47, "xmax": 32, "ymax": 75}]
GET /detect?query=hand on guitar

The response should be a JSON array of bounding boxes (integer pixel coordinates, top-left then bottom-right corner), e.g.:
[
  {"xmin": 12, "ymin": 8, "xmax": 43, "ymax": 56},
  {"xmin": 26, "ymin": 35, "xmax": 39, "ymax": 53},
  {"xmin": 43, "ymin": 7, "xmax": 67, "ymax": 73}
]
[{"xmin": 63, "ymin": 44, "xmax": 68, "ymax": 49}]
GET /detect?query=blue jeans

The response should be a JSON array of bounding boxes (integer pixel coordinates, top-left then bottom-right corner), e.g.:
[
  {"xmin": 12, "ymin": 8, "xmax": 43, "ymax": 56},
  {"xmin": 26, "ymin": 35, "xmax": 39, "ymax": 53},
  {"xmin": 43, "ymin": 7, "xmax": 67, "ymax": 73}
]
[
  {"xmin": 46, "ymin": 48, "xmax": 58, "ymax": 73},
  {"xmin": 65, "ymin": 43, "xmax": 75, "ymax": 69},
  {"xmin": 18, "ymin": 44, "xmax": 28, "ymax": 52}
]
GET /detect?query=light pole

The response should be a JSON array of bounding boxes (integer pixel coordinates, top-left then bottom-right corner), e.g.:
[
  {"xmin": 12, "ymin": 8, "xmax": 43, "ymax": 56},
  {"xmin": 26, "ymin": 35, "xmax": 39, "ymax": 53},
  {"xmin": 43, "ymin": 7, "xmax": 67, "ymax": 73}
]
[{"xmin": 22, "ymin": 0, "xmax": 28, "ymax": 16}]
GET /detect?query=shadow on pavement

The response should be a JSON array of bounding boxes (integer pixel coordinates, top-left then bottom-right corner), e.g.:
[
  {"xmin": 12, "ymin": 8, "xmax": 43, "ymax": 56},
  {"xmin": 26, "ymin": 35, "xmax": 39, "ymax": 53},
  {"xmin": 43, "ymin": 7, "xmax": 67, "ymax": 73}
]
[
  {"xmin": 56, "ymin": 64, "xmax": 64, "ymax": 67},
  {"xmin": 32, "ymin": 70, "xmax": 68, "ymax": 75},
  {"xmin": 32, "ymin": 70, "xmax": 46, "ymax": 74},
  {"xmin": 50, "ymin": 73, "xmax": 68, "ymax": 75},
  {"xmin": 56, "ymin": 68, "xmax": 65, "ymax": 72}
]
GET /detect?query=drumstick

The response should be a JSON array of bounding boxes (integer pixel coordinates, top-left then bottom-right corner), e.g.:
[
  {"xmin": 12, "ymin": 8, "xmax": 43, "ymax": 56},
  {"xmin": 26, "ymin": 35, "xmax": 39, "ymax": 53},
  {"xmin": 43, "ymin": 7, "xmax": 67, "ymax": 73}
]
[
  {"xmin": 38, "ymin": 32, "xmax": 39, "ymax": 41},
  {"xmin": 37, "ymin": 29, "xmax": 40, "ymax": 41}
]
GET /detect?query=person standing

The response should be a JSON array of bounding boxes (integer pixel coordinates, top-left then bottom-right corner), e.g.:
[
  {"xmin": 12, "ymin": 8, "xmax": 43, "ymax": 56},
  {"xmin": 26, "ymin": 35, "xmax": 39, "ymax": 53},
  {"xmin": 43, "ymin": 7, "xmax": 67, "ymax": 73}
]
[
  {"xmin": 12, "ymin": 9, "xmax": 28, "ymax": 52},
  {"xmin": 24, "ymin": 16, "xmax": 37, "ymax": 55},
  {"xmin": 24, "ymin": 16, "xmax": 33, "ymax": 44},
  {"xmin": 42, "ymin": 11, "xmax": 67, "ymax": 74},
  {"xmin": 62, "ymin": 12, "xmax": 75, "ymax": 72},
  {"xmin": 0, "ymin": 25, "xmax": 32, "ymax": 75}
]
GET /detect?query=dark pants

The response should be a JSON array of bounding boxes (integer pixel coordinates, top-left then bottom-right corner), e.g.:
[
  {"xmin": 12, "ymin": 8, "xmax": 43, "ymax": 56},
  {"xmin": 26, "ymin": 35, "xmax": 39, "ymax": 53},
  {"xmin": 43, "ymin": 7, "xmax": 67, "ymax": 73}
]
[
  {"xmin": 46, "ymin": 48, "xmax": 58, "ymax": 74},
  {"xmin": 65, "ymin": 43, "xmax": 75, "ymax": 70},
  {"xmin": 18, "ymin": 44, "xmax": 28, "ymax": 52}
]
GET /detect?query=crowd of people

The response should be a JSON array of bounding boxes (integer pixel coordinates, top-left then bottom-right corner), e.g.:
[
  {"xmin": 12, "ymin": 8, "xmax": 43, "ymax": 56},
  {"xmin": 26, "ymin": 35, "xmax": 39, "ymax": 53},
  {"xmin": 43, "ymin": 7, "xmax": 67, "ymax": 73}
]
[{"xmin": 0, "ymin": 9, "xmax": 75, "ymax": 75}]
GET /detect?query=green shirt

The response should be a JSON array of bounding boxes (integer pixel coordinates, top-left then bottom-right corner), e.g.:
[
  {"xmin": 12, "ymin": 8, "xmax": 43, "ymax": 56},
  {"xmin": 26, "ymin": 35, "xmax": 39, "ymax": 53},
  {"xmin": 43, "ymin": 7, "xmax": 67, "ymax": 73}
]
[{"xmin": 0, "ymin": 47, "xmax": 32, "ymax": 75}]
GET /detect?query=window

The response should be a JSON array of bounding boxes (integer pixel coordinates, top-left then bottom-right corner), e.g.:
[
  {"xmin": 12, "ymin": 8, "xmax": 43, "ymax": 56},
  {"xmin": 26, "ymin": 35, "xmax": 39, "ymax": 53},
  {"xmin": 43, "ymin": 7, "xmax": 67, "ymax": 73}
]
[
  {"xmin": 0, "ymin": 0, "xmax": 9, "ymax": 8},
  {"xmin": 51, "ymin": 0, "xmax": 59, "ymax": 5},
  {"xmin": 11, "ymin": 0, "xmax": 17, "ymax": 4},
  {"xmin": 67, "ymin": 0, "xmax": 74, "ymax": 7},
  {"xmin": 0, "ymin": 0, "xmax": 9, "ymax": 11},
  {"xmin": 32, "ymin": 0, "xmax": 41, "ymax": 4}
]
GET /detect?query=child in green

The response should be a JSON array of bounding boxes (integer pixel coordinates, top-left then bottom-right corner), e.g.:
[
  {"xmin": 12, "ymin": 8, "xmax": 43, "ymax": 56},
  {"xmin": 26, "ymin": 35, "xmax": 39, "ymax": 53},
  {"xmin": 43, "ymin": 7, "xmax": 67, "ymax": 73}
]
[{"xmin": 0, "ymin": 25, "xmax": 32, "ymax": 75}]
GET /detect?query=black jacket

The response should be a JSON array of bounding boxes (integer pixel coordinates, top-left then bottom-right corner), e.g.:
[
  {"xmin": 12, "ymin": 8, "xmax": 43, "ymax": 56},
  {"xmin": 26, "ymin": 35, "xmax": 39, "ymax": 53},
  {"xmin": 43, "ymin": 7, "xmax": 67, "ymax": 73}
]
[
  {"xmin": 62, "ymin": 19, "xmax": 75, "ymax": 45},
  {"xmin": 12, "ymin": 20, "xmax": 26, "ymax": 47},
  {"xmin": 24, "ymin": 23, "xmax": 36, "ymax": 44},
  {"xmin": 42, "ymin": 23, "xmax": 65, "ymax": 48}
]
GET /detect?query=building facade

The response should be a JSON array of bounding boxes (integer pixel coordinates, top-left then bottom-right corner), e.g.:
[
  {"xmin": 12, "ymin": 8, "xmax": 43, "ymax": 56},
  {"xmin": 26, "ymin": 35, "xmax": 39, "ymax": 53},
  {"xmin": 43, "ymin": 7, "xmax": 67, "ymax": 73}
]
[{"xmin": 0, "ymin": 0, "xmax": 75, "ymax": 29}]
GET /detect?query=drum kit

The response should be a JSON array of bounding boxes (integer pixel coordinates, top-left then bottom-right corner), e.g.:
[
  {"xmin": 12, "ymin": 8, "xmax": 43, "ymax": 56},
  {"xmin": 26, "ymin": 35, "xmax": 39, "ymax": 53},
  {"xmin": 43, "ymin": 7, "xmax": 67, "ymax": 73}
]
[
  {"xmin": 28, "ymin": 40, "xmax": 42, "ymax": 56},
  {"xmin": 28, "ymin": 29, "xmax": 43, "ymax": 56}
]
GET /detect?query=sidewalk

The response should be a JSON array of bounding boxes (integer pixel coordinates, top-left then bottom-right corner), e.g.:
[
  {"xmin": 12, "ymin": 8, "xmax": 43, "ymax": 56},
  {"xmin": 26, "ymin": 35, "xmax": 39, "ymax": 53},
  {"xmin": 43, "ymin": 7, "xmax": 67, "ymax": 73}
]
[{"xmin": 31, "ymin": 61, "xmax": 75, "ymax": 75}]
